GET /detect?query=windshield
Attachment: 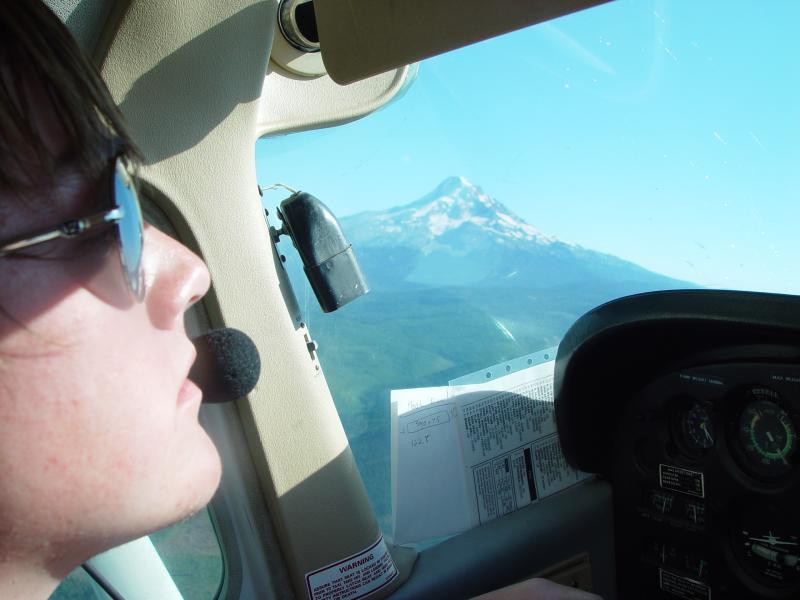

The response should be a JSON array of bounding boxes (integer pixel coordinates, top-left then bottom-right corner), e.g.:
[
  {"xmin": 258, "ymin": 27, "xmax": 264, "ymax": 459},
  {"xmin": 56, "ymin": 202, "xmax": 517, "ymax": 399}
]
[{"xmin": 256, "ymin": 0, "xmax": 800, "ymax": 535}]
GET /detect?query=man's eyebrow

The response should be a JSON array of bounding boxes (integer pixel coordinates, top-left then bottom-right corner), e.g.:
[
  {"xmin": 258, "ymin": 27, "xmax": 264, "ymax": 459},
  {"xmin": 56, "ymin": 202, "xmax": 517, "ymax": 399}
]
[
  {"xmin": 47, "ymin": 157, "xmax": 113, "ymax": 217},
  {"xmin": 53, "ymin": 139, "xmax": 110, "ymax": 174},
  {"xmin": 57, "ymin": 137, "xmax": 119, "ymax": 187},
  {"xmin": 54, "ymin": 133, "xmax": 121, "ymax": 173},
  {"xmin": 53, "ymin": 146, "xmax": 83, "ymax": 169}
]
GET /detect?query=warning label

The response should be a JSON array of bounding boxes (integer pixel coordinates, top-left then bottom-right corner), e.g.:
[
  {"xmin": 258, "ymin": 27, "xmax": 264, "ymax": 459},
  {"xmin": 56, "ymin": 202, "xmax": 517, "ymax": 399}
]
[
  {"xmin": 305, "ymin": 536, "xmax": 398, "ymax": 600},
  {"xmin": 659, "ymin": 568, "xmax": 710, "ymax": 600},
  {"xmin": 659, "ymin": 464, "xmax": 705, "ymax": 498}
]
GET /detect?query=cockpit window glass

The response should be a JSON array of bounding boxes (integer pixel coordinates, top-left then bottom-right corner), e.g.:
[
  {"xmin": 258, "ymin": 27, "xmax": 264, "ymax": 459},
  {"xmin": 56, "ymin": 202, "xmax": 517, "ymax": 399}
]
[
  {"xmin": 50, "ymin": 508, "xmax": 224, "ymax": 600},
  {"xmin": 149, "ymin": 508, "xmax": 225, "ymax": 599},
  {"xmin": 50, "ymin": 568, "xmax": 112, "ymax": 600},
  {"xmin": 256, "ymin": 0, "xmax": 800, "ymax": 536}
]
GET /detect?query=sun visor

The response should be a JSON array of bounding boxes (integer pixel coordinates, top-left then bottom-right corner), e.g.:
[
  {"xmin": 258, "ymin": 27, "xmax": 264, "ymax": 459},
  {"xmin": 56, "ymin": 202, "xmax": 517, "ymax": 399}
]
[{"xmin": 314, "ymin": 0, "xmax": 611, "ymax": 85}]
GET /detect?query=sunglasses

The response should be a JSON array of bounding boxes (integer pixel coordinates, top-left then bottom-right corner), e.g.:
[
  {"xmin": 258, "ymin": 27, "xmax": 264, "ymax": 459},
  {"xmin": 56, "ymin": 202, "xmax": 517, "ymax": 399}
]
[{"xmin": 0, "ymin": 155, "xmax": 145, "ymax": 301}]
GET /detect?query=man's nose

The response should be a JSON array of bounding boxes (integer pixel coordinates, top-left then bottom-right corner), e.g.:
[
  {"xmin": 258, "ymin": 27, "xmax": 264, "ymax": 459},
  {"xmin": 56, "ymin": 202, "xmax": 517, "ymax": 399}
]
[{"xmin": 142, "ymin": 225, "xmax": 211, "ymax": 330}]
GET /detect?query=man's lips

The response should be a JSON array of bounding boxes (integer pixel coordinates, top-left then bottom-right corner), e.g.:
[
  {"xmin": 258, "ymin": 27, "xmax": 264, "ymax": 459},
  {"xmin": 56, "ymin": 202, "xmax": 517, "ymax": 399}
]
[
  {"xmin": 178, "ymin": 346, "xmax": 199, "ymax": 407},
  {"xmin": 178, "ymin": 377, "xmax": 202, "ymax": 407}
]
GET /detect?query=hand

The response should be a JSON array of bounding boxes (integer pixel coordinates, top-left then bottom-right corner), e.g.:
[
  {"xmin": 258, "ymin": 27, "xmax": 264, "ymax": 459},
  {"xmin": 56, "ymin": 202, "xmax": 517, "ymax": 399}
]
[{"xmin": 472, "ymin": 577, "xmax": 603, "ymax": 600}]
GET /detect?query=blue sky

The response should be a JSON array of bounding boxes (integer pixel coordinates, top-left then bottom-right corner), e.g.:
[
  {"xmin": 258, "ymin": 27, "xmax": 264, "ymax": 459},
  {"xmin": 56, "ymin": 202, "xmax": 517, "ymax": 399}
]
[{"xmin": 256, "ymin": 0, "xmax": 800, "ymax": 294}]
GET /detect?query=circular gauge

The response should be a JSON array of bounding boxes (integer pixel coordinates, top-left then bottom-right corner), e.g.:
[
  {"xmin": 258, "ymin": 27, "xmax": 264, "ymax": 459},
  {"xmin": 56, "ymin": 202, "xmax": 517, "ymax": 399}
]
[
  {"xmin": 733, "ymin": 502, "xmax": 800, "ymax": 587},
  {"xmin": 682, "ymin": 402, "xmax": 715, "ymax": 450},
  {"xmin": 738, "ymin": 390, "xmax": 797, "ymax": 478}
]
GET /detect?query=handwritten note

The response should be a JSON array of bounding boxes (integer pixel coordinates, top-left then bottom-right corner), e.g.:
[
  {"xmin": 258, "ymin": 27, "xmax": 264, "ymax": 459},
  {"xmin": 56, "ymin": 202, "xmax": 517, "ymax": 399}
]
[{"xmin": 390, "ymin": 388, "xmax": 472, "ymax": 544}]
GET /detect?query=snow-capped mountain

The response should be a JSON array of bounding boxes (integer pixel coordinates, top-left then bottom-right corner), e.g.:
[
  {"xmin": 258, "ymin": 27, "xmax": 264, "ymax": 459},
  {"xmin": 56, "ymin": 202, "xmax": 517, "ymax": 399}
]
[
  {"xmin": 341, "ymin": 177, "xmax": 690, "ymax": 290},
  {"xmin": 296, "ymin": 178, "xmax": 693, "ymax": 464},
  {"xmin": 343, "ymin": 176, "xmax": 556, "ymax": 249}
]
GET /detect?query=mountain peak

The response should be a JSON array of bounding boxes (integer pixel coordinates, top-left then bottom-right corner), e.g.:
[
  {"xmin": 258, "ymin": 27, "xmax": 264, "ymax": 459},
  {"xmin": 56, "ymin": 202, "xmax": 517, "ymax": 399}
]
[
  {"xmin": 338, "ymin": 177, "xmax": 688, "ymax": 291},
  {"xmin": 343, "ymin": 177, "xmax": 557, "ymax": 250},
  {"xmin": 433, "ymin": 175, "xmax": 478, "ymax": 194},
  {"xmin": 402, "ymin": 177, "xmax": 554, "ymax": 243}
]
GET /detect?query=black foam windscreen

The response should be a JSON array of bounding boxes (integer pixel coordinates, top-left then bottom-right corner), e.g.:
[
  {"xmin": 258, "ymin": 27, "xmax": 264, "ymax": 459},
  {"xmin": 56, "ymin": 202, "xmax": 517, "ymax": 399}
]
[{"xmin": 190, "ymin": 328, "xmax": 261, "ymax": 403}]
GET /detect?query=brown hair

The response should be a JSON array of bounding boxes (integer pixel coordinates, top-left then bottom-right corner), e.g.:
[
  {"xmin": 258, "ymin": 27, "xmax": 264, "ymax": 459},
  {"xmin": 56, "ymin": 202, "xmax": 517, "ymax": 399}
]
[{"xmin": 0, "ymin": 2, "xmax": 139, "ymax": 193}]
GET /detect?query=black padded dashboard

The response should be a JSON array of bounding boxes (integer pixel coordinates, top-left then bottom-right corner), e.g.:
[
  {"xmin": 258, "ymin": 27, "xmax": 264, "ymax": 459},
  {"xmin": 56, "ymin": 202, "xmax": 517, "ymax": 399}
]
[{"xmin": 554, "ymin": 290, "xmax": 800, "ymax": 599}]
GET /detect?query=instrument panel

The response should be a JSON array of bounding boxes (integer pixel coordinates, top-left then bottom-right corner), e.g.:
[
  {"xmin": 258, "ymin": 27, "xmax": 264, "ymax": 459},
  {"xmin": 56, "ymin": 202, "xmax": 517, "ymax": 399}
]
[
  {"xmin": 613, "ymin": 362, "xmax": 800, "ymax": 599},
  {"xmin": 552, "ymin": 289, "xmax": 800, "ymax": 599}
]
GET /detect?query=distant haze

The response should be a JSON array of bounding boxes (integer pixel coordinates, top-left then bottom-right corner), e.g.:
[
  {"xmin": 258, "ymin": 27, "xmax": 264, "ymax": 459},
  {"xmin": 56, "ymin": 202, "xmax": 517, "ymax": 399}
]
[
  {"xmin": 258, "ymin": 1, "xmax": 800, "ymax": 530},
  {"xmin": 280, "ymin": 176, "xmax": 693, "ymax": 529},
  {"xmin": 258, "ymin": 0, "xmax": 800, "ymax": 295},
  {"xmin": 342, "ymin": 176, "xmax": 694, "ymax": 290}
]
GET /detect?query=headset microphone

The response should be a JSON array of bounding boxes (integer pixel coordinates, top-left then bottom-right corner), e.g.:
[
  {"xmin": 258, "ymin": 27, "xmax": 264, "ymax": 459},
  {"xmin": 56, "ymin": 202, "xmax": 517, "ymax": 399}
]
[{"xmin": 190, "ymin": 328, "xmax": 261, "ymax": 403}]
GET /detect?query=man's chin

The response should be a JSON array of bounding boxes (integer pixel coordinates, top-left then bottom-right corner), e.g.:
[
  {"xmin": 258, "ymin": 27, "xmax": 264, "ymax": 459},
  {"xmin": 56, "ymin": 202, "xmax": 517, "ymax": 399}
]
[{"xmin": 180, "ymin": 443, "xmax": 223, "ymax": 517}]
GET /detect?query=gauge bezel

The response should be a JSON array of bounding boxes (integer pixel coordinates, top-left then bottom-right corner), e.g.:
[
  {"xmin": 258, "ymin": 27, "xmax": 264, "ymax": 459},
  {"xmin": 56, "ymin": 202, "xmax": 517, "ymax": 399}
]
[
  {"xmin": 723, "ymin": 386, "xmax": 800, "ymax": 485},
  {"xmin": 739, "ymin": 399, "xmax": 796, "ymax": 477},
  {"xmin": 723, "ymin": 497, "xmax": 800, "ymax": 596},
  {"xmin": 669, "ymin": 395, "xmax": 716, "ymax": 460}
]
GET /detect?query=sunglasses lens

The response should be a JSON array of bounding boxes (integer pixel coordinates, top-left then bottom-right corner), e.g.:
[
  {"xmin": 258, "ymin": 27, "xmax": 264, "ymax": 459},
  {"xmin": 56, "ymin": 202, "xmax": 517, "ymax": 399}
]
[{"xmin": 114, "ymin": 159, "xmax": 145, "ymax": 301}]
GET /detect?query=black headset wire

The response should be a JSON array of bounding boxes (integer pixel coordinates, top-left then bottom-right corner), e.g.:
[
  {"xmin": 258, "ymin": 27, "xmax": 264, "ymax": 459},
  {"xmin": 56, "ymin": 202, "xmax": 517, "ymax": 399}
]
[{"xmin": 81, "ymin": 562, "xmax": 126, "ymax": 600}]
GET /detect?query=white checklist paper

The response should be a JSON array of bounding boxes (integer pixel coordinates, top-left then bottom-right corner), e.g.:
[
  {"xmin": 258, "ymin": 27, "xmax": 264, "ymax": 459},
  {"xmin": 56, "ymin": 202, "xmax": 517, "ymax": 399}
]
[{"xmin": 390, "ymin": 360, "xmax": 591, "ymax": 545}]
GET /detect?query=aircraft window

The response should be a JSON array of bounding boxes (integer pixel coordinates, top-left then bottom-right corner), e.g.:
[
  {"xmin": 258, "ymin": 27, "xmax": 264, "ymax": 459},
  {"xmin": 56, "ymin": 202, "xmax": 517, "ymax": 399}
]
[
  {"xmin": 50, "ymin": 568, "xmax": 112, "ymax": 600},
  {"xmin": 148, "ymin": 509, "xmax": 224, "ymax": 599},
  {"xmin": 256, "ymin": 0, "xmax": 799, "ymax": 539},
  {"xmin": 50, "ymin": 508, "xmax": 224, "ymax": 599}
]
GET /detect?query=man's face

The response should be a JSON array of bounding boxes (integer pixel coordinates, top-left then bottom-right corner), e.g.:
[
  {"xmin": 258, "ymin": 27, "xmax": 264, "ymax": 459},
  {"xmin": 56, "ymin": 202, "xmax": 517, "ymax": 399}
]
[{"xmin": 0, "ymin": 107, "xmax": 221, "ymax": 573}]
